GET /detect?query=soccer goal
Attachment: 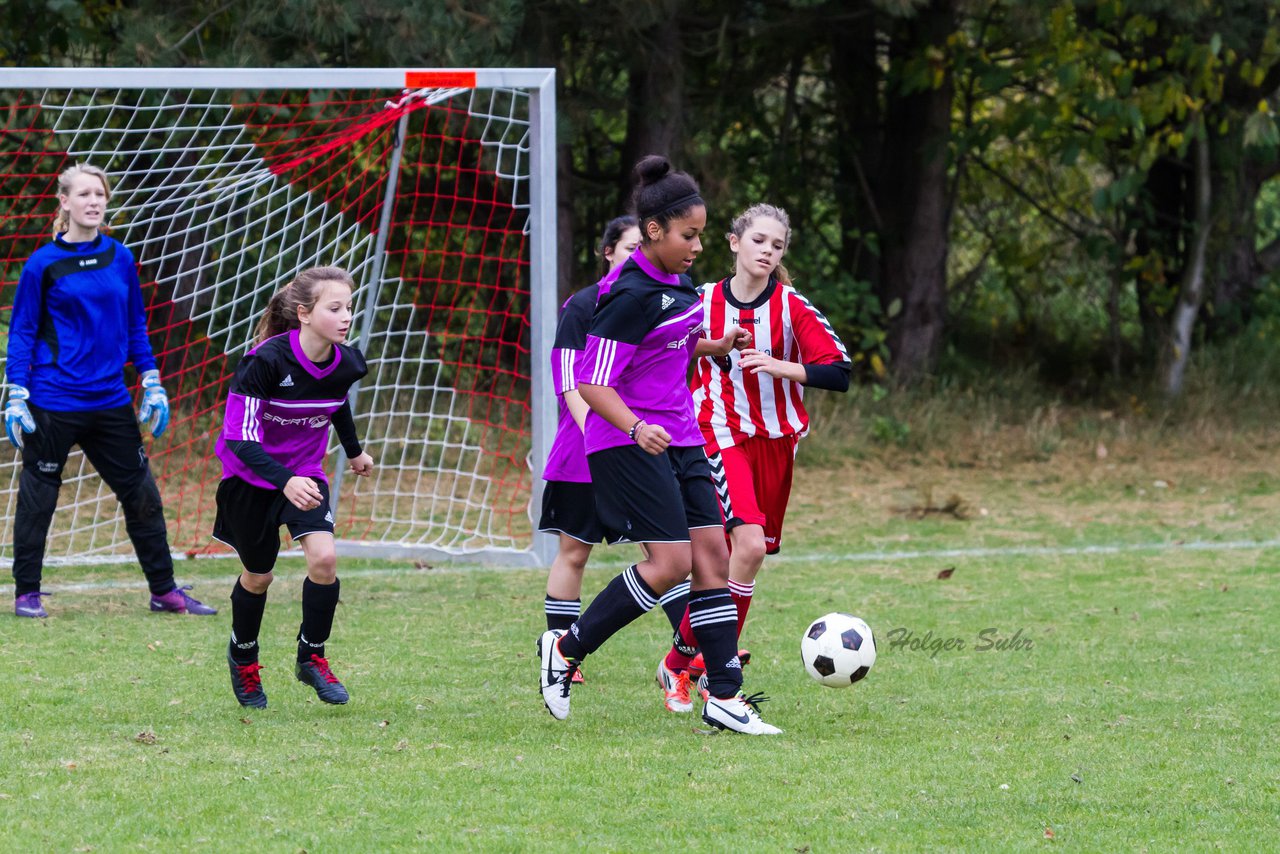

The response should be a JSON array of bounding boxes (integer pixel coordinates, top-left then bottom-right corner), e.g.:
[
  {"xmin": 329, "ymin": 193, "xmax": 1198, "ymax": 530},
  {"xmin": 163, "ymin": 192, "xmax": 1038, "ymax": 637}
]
[{"xmin": 0, "ymin": 68, "xmax": 558, "ymax": 569}]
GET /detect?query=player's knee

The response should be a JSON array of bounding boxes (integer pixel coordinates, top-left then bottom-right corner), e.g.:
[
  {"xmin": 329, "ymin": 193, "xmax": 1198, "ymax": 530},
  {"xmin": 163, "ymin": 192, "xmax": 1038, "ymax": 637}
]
[
  {"xmin": 241, "ymin": 571, "xmax": 273, "ymax": 594},
  {"xmin": 560, "ymin": 541, "xmax": 591, "ymax": 574},
  {"xmin": 17, "ymin": 470, "xmax": 61, "ymax": 517},
  {"xmin": 305, "ymin": 546, "xmax": 338, "ymax": 584},
  {"xmin": 649, "ymin": 552, "xmax": 692, "ymax": 589},
  {"xmin": 734, "ymin": 527, "xmax": 768, "ymax": 566},
  {"xmin": 121, "ymin": 472, "xmax": 164, "ymax": 519}
]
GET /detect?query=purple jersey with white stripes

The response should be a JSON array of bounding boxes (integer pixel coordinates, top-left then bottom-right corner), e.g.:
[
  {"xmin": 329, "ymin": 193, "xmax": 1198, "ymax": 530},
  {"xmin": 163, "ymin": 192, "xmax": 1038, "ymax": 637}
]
[
  {"xmin": 576, "ymin": 251, "xmax": 705, "ymax": 455},
  {"xmin": 543, "ymin": 265, "xmax": 627, "ymax": 483},
  {"xmin": 215, "ymin": 330, "xmax": 368, "ymax": 490}
]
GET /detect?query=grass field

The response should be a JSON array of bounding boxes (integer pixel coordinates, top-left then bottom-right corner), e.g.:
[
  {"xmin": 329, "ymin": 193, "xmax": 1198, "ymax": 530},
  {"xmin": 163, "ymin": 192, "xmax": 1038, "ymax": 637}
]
[{"xmin": 2, "ymin": 441, "xmax": 1277, "ymax": 851}]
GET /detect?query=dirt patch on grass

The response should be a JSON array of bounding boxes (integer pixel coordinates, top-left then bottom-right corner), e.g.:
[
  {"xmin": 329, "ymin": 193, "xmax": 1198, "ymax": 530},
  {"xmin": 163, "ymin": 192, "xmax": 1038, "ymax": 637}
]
[{"xmin": 793, "ymin": 428, "xmax": 1280, "ymax": 542}]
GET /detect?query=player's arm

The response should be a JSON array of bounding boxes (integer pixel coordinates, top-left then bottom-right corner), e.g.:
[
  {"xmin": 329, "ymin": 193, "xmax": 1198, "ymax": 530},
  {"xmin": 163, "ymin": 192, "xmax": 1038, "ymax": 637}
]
[
  {"xmin": 741, "ymin": 292, "xmax": 852, "ymax": 391},
  {"xmin": 332, "ymin": 400, "xmax": 374, "ymax": 476},
  {"xmin": 694, "ymin": 324, "xmax": 750, "ymax": 358},
  {"xmin": 4, "ymin": 261, "xmax": 43, "ymax": 448},
  {"xmin": 121, "ymin": 245, "xmax": 158, "ymax": 375},
  {"xmin": 576, "ymin": 291, "xmax": 670, "ymax": 454},
  {"xmin": 551, "ymin": 288, "xmax": 596, "ymax": 433},
  {"xmin": 5, "ymin": 261, "xmax": 42, "ymax": 389}
]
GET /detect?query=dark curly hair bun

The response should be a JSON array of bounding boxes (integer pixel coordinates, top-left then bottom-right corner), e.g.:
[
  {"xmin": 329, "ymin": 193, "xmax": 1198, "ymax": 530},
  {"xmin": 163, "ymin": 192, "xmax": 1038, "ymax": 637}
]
[
  {"xmin": 633, "ymin": 154, "xmax": 672, "ymax": 186},
  {"xmin": 630, "ymin": 154, "xmax": 702, "ymax": 228}
]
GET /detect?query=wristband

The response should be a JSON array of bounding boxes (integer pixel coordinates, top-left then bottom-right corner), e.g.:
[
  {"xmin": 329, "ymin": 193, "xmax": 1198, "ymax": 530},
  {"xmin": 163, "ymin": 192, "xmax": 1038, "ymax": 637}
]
[{"xmin": 628, "ymin": 419, "xmax": 645, "ymax": 442}]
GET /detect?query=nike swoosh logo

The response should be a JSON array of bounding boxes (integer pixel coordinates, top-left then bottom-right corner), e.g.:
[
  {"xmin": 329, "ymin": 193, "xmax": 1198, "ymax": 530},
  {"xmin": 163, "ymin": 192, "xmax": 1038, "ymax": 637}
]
[
  {"xmin": 15, "ymin": 608, "xmax": 43, "ymax": 616},
  {"xmin": 712, "ymin": 702, "xmax": 750, "ymax": 725}
]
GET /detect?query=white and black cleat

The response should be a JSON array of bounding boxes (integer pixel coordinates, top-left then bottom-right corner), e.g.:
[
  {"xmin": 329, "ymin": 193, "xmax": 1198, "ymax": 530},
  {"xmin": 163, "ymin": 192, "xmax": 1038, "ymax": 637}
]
[
  {"xmin": 702, "ymin": 691, "xmax": 782, "ymax": 735},
  {"xmin": 538, "ymin": 629, "xmax": 578, "ymax": 720}
]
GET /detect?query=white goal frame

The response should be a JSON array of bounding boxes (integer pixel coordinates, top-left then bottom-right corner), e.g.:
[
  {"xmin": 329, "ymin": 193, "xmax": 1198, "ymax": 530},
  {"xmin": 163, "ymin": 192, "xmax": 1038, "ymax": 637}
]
[{"xmin": 0, "ymin": 67, "xmax": 558, "ymax": 569}]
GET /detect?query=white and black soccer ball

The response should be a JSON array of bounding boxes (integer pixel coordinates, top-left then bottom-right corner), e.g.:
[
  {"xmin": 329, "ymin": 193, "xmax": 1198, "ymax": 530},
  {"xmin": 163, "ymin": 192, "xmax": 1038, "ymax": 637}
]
[{"xmin": 801, "ymin": 612, "xmax": 876, "ymax": 687}]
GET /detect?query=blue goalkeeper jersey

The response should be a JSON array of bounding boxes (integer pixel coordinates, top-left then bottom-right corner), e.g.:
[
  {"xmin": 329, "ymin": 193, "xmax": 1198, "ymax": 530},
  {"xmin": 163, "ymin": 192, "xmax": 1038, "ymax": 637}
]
[{"xmin": 5, "ymin": 233, "xmax": 158, "ymax": 411}]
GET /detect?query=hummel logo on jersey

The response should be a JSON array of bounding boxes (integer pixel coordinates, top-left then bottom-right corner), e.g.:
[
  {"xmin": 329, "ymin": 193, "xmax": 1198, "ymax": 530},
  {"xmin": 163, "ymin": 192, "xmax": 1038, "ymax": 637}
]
[
  {"xmin": 279, "ymin": 374, "xmax": 294, "ymax": 387},
  {"xmin": 661, "ymin": 293, "xmax": 675, "ymax": 310},
  {"xmin": 78, "ymin": 258, "xmax": 98, "ymax": 268}
]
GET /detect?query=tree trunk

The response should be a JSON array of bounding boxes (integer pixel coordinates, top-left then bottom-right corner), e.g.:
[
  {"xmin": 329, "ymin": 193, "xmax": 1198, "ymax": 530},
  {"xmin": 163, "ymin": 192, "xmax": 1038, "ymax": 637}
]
[
  {"xmin": 619, "ymin": 3, "xmax": 684, "ymax": 190},
  {"xmin": 829, "ymin": 3, "xmax": 881, "ymax": 286},
  {"xmin": 1205, "ymin": 124, "xmax": 1270, "ymax": 335},
  {"xmin": 876, "ymin": 0, "xmax": 955, "ymax": 383},
  {"xmin": 1162, "ymin": 135, "xmax": 1212, "ymax": 398}
]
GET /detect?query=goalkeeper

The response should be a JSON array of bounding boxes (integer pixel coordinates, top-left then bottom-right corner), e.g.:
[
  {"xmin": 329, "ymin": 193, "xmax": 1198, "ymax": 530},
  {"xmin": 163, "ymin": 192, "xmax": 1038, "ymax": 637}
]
[{"xmin": 4, "ymin": 163, "xmax": 215, "ymax": 619}]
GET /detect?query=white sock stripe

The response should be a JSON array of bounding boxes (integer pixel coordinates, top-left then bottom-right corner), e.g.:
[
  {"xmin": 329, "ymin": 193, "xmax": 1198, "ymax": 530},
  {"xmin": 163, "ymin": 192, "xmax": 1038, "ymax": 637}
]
[
  {"xmin": 689, "ymin": 604, "xmax": 738, "ymax": 626},
  {"xmin": 727, "ymin": 579, "xmax": 754, "ymax": 596},
  {"xmin": 658, "ymin": 581, "xmax": 690, "ymax": 605},
  {"xmin": 622, "ymin": 566, "xmax": 657, "ymax": 610},
  {"xmin": 543, "ymin": 602, "xmax": 582, "ymax": 615}
]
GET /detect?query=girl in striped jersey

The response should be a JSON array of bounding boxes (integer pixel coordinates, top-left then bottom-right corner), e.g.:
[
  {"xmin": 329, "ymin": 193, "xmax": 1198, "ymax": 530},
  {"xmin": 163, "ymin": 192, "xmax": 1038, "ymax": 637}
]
[{"xmin": 662, "ymin": 203, "xmax": 850, "ymax": 689}]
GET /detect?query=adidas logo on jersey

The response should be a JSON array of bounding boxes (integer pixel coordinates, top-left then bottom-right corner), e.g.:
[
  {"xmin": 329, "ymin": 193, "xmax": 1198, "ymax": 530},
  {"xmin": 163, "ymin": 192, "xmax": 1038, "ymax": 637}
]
[
  {"xmin": 279, "ymin": 374, "xmax": 294, "ymax": 387},
  {"xmin": 661, "ymin": 293, "xmax": 675, "ymax": 310},
  {"xmin": 324, "ymin": 510, "xmax": 334, "ymax": 523}
]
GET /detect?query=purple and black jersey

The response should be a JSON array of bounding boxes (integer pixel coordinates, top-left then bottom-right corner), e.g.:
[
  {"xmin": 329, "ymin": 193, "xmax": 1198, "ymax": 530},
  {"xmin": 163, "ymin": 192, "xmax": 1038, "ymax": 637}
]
[
  {"xmin": 215, "ymin": 330, "xmax": 368, "ymax": 490},
  {"xmin": 543, "ymin": 264, "xmax": 627, "ymax": 483},
  {"xmin": 575, "ymin": 251, "xmax": 705, "ymax": 455}
]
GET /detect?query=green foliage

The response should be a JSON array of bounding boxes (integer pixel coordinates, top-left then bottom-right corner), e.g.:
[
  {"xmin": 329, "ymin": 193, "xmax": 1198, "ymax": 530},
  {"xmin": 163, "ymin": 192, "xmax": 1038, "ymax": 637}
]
[{"xmin": 14, "ymin": 0, "xmax": 1280, "ymax": 394}]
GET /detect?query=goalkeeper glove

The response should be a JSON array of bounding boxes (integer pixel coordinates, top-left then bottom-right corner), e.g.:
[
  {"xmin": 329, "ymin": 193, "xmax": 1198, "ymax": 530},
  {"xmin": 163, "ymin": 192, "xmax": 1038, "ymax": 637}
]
[
  {"xmin": 4, "ymin": 385, "xmax": 36, "ymax": 450},
  {"xmin": 138, "ymin": 369, "xmax": 170, "ymax": 439}
]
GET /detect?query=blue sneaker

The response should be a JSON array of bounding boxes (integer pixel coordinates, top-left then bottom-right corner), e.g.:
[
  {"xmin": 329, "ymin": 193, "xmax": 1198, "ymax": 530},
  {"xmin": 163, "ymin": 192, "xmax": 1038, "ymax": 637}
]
[
  {"xmin": 295, "ymin": 654, "xmax": 349, "ymax": 704},
  {"xmin": 150, "ymin": 585, "xmax": 217, "ymax": 615},
  {"xmin": 14, "ymin": 591, "xmax": 50, "ymax": 618}
]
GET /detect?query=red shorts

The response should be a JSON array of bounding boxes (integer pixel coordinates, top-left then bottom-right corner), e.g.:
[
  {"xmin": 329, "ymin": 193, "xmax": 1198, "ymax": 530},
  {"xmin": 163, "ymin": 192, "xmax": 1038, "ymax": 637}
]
[{"xmin": 707, "ymin": 435, "xmax": 797, "ymax": 554}]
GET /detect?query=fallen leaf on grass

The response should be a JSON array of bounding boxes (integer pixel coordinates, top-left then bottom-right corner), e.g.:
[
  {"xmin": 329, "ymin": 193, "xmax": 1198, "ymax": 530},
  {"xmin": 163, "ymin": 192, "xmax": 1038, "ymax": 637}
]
[
  {"xmin": 134, "ymin": 731, "xmax": 158, "ymax": 745},
  {"xmin": 1044, "ymin": 827, "xmax": 1055, "ymax": 839},
  {"xmin": 936, "ymin": 567, "xmax": 955, "ymax": 579},
  {"xmin": 240, "ymin": 717, "xmax": 253, "ymax": 725}
]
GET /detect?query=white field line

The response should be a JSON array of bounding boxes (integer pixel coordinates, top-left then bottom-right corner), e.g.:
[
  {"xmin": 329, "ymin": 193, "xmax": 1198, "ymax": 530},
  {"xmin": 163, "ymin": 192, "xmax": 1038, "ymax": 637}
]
[{"xmin": 20, "ymin": 536, "xmax": 1280, "ymax": 595}]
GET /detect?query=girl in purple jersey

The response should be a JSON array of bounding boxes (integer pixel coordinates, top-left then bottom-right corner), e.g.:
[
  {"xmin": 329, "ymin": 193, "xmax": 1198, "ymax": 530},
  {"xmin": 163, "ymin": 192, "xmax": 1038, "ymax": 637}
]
[
  {"xmin": 213, "ymin": 266, "xmax": 374, "ymax": 709},
  {"xmin": 537, "ymin": 156, "xmax": 780, "ymax": 735},
  {"xmin": 538, "ymin": 215, "xmax": 640, "ymax": 682}
]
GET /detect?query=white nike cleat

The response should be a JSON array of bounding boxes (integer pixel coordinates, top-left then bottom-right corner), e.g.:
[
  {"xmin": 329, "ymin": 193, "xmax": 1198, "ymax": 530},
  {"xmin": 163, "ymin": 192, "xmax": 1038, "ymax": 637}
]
[
  {"xmin": 702, "ymin": 692, "xmax": 782, "ymax": 735},
  {"xmin": 656, "ymin": 659, "xmax": 694, "ymax": 713},
  {"xmin": 538, "ymin": 629, "xmax": 577, "ymax": 720}
]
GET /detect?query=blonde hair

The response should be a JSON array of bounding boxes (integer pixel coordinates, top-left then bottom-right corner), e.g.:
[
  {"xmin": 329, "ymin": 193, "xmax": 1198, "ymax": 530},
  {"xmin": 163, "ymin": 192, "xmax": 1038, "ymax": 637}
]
[
  {"xmin": 53, "ymin": 163, "xmax": 112, "ymax": 236},
  {"xmin": 254, "ymin": 266, "xmax": 356, "ymax": 345},
  {"xmin": 728, "ymin": 203, "xmax": 792, "ymax": 285}
]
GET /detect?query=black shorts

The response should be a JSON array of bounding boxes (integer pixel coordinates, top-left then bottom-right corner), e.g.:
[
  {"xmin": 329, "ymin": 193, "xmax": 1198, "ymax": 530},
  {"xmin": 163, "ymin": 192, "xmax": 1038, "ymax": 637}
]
[
  {"xmin": 538, "ymin": 480, "xmax": 604, "ymax": 544},
  {"xmin": 212, "ymin": 476, "xmax": 334, "ymax": 573},
  {"xmin": 587, "ymin": 444, "xmax": 722, "ymax": 544}
]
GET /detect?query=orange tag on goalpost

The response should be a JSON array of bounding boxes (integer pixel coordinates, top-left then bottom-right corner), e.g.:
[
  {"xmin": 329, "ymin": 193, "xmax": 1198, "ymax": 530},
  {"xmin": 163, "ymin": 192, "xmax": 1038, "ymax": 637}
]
[{"xmin": 405, "ymin": 71, "xmax": 477, "ymax": 89}]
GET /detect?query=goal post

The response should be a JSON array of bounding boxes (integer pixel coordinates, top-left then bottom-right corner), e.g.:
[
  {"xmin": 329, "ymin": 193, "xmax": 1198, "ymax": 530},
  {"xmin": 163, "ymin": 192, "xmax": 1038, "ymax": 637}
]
[{"xmin": 0, "ymin": 67, "xmax": 559, "ymax": 569}]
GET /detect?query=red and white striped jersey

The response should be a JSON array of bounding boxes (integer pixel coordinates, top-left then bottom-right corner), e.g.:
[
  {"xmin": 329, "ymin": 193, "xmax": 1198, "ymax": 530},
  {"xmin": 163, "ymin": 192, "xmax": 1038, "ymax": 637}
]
[{"xmin": 692, "ymin": 277, "xmax": 849, "ymax": 452}]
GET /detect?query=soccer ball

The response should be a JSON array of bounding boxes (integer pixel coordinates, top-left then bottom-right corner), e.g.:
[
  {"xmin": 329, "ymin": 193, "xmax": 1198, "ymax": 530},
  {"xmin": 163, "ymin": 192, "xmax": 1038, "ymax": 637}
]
[{"xmin": 801, "ymin": 613, "xmax": 876, "ymax": 687}]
